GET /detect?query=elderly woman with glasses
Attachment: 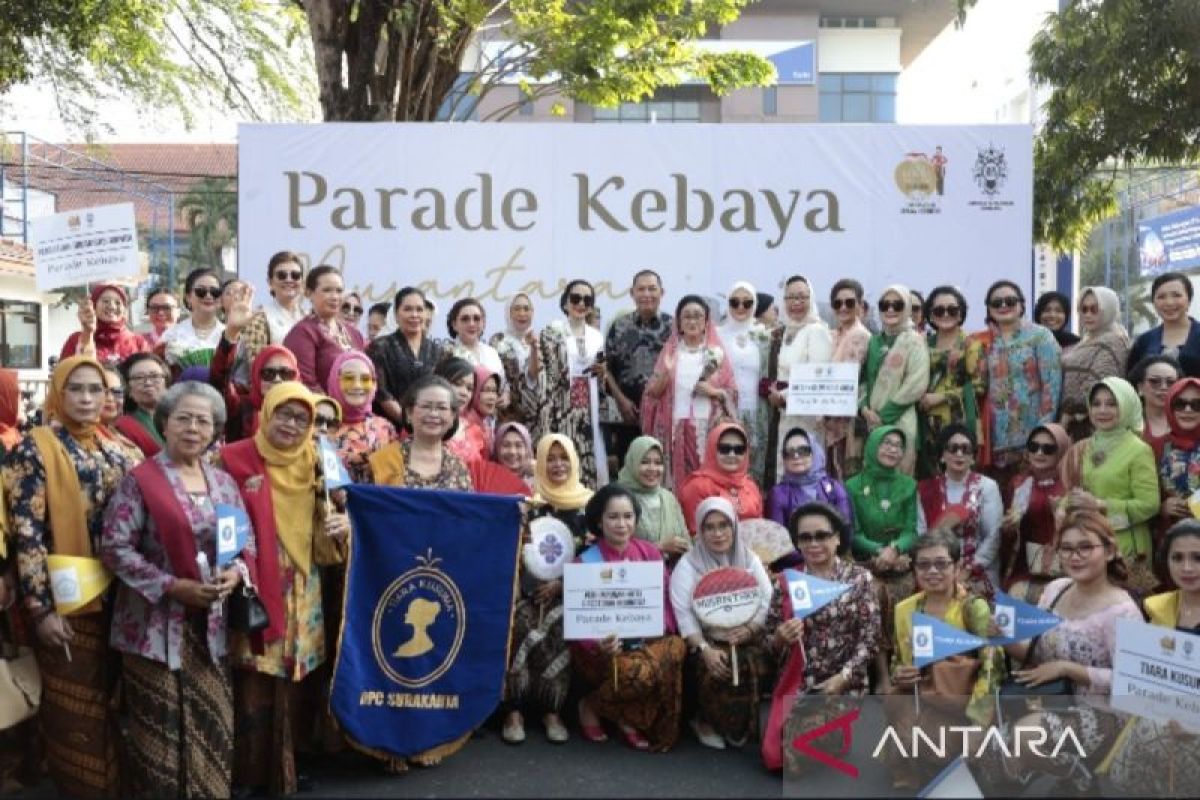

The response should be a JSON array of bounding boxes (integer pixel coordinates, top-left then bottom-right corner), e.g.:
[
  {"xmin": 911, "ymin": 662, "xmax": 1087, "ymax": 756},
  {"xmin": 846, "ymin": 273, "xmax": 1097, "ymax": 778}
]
[
  {"xmin": 115, "ymin": 352, "xmax": 171, "ymax": 457},
  {"xmin": 917, "ymin": 285, "xmax": 984, "ymax": 479},
  {"xmin": 142, "ymin": 287, "xmax": 179, "ymax": 349}
]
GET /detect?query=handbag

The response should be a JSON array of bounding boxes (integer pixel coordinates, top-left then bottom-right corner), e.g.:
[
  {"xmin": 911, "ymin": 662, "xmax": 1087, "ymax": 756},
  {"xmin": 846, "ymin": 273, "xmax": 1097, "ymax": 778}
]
[
  {"xmin": 0, "ymin": 617, "xmax": 40, "ymax": 730},
  {"xmin": 228, "ymin": 584, "xmax": 269, "ymax": 634}
]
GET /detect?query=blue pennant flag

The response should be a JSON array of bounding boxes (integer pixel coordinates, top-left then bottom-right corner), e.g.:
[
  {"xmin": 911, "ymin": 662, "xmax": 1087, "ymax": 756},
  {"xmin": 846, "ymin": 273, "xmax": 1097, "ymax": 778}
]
[
  {"xmin": 782, "ymin": 569, "xmax": 850, "ymax": 620},
  {"xmin": 911, "ymin": 612, "xmax": 987, "ymax": 668},
  {"xmin": 213, "ymin": 503, "xmax": 251, "ymax": 566},
  {"xmin": 318, "ymin": 435, "xmax": 352, "ymax": 490},
  {"xmin": 988, "ymin": 591, "xmax": 1063, "ymax": 645},
  {"xmin": 331, "ymin": 485, "xmax": 522, "ymax": 759}
]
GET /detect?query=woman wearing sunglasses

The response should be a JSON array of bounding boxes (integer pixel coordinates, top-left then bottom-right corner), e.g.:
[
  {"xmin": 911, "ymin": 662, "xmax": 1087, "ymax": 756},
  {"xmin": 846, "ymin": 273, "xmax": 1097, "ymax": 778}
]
[
  {"xmin": 1000, "ymin": 423, "xmax": 1070, "ymax": 604},
  {"xmin": 717, "ymin": 281, "xmax": 770, "ymax": 484},
  {"xmin": 825, "ymin": 278, "xmax": 871, "ymax": 478},
  {"xmin": 338, "ymin": 292, "xmax": 365, "ymax": 330},
  {"xmin": 677, "ymin": 421, "xmax": 764, "ymax": 535},
  {"xmin": 858, "ymin": 284, "xmax": 929, "ymax": 476},
  {"xmin": 1157, "ymin": 378, "xmax": 1200, "ymax": 528},
  {"xmin": 1059, "ymin": 287, "xmax": 1131, "ymax": 441},
  {"xmin": 160, "ymin": 268, "xmax": 225, "ymax": 380},
  {"xmin": 446, "ymin": 297, "xmax": 504, "ymax": 377},
  {"xmin": 917, "ymin": 285, "xmax": 984, "ymax": 479},
  {"xmin": 232, "ymin": 345, "xmax": 301, "ymax": 440},
  {"xmin": 977, "ymin": 280, "xmax": 1061, "ymax": 496},
  {"xmin": 1130, "ymin": 354, "xmax": 1181, "ymax": 463},
  {"xmin": 535, "ymin": 279, "xmax": 608, "ymax": 486}
]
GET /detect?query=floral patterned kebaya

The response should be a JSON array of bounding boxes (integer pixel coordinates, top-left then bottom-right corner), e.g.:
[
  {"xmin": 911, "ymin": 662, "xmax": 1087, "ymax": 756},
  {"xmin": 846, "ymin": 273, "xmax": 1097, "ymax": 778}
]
[{"xmin": 978, "ymin": 320, "xmax": 1061, "ymax": 464}]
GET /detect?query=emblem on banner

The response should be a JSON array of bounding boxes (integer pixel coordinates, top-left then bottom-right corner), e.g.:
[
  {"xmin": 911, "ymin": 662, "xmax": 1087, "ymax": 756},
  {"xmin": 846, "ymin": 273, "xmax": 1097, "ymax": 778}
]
[
  {"xmin": 969, "ymin": 143, "xmax": 1014, "ymax": 212},
  {"xmin": 371, "ymin": 549, "xmax": 467, "ymax": 688},
  {"xmin": 894, "ymin": 151, "xmax": 941, "ymax": 216}
]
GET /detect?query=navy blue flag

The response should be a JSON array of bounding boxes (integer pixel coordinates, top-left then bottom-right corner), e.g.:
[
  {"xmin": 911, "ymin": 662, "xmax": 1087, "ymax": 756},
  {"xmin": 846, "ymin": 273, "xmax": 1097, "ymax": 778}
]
[
  {"xmin": 911, "ymin": 612, "xmax": 987, "ymax": 669},
  {"xmin": 331, "ymin": 485, "xmax": 522, "ymax": 758}
]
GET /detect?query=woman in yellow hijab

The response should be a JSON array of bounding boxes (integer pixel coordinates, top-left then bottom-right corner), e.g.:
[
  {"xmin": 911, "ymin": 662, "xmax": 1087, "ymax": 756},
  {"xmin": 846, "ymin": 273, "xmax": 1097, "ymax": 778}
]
[{"xmin": 2, "ymin": 355, "xmax": 135, "ymax": 797}]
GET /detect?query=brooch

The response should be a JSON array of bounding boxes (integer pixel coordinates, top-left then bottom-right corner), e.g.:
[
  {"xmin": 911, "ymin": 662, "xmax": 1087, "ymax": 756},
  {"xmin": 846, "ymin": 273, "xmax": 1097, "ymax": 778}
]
[
  {"xmin": 880, "ymin": 499, "xmax": 892, "ymax": 511},
  {"xmin": 863, "ymin": 486, "xmax": 871, "ymax": 496}
]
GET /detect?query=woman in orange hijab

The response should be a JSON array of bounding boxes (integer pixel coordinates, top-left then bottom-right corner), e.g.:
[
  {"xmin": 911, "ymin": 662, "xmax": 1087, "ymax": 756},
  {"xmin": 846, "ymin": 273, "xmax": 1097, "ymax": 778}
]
[{"xmin": 676, "ymin": 420, "xmax": 764, "ymax": 535}]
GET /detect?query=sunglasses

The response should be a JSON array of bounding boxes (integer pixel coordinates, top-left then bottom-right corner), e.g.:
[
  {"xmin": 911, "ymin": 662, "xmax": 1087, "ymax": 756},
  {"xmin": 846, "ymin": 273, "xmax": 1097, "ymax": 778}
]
[
  {"xmin": 1079, "ymin": 303, "xmax": 1100, "ymax": 314},
  {"xmin": 795, "ymin": 530, "xmax": 836, "ymax": 545},
  {"xmin": 341, "ymin": 303, "xmax": 364, "ymax": 317},
  {"xmin": 716, "ymin": 443, "xmax": 747, "ymax": 456},
  {"xmin": 915, "ymin": 558, "xmax": 955, "ymax": 573},
  {"xmin": 1026, "ymin": 441, "xmax": 1059, "ymax": 456},
  {"xmin": 878, "ymin": 299, "xmax": 905, "ymax": 313},
  {"xmin": 729, "ymin": 298, "xmax": 754, "ymax": 311},
  {"xmin": 147, "ymin": 303, "xmax": 176, "ymax": 313},
  {"xmin": 339, "ymin": 373, "xmax": 375, "ymax": 387},
  {"xmin": 260, "ymin": 366, "xmax": 298, "ymax": 382},
  {"xmin": 831, "ymin": 298, "xmax": 857, "ymax": 311},
  {"xmin": 988, "ymin": 296, "xmax": 1021, "ymax": 310},
  {"xmin": 1172, "ymin": 398, "xmax": 1200, "ymax": 413},
  {"xmin": 568, "ymin": 293, "xmax": 595, "ymax": 308},
  {"xmin": 930, "ymin": 304, "xmax": 960, "ymax": 319},
  {"xmin": 944, "ymin": 442, "xmax": 974, "ymax": 456},
  {"xmin": 192, "ymin": 286, "xmax": 221, "ymax": 300},
  {"xmin": 314, "ymin": 415, "xmax": 338, "ymax": 429},
  {"xmin": 782, "ymin": 445, "xmax": 813, "ymax": 459},
  {"xmin": 274, "ymin": 269, "xmax": 303, "ymax": 282}
]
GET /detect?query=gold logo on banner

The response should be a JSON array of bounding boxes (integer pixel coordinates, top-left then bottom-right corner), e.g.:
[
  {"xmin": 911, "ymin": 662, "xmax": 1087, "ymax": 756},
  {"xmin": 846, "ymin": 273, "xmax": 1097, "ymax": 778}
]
[{"xmin": 372, "ymin": 549, "xmax": 466, "ymax": 688}]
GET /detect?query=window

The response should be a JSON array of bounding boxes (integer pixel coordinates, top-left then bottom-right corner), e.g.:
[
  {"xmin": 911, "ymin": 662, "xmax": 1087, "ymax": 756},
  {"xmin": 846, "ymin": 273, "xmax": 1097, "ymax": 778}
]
[
  {"xmin": 0, "ymin": 300, "xmax": 40, "ymax": 368},
  {"xmin": 820, "ymin": 16, "xmax": 888, "ymax": 28},
  {"xmin": 818, "ymin": 72, "xmax": 897, "ymax": 122},
  {"xmin": 593, "ymin": 88, "xmax": 704, "ymax": 123},
  {"xmin": 436, "ymin": 72, "xmax": 480, "ymax": 121},
  {"xmin": 763, "ymin": 86, "xmax": 778, "ymax": 116}
]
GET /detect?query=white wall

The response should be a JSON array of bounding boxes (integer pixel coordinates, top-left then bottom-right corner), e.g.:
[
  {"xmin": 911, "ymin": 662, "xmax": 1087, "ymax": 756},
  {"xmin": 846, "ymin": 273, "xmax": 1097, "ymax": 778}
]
[{"xmin": 818, "ymin": 29, "xmax": 902, "ymax": 74}]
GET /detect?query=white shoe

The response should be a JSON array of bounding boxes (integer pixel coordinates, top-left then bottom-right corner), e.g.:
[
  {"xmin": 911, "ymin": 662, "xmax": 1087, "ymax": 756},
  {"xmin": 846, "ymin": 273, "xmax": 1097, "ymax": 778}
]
[
  {"xmin": 501, "ymin": 714, "xmax": 526, "ymax": 744},
  {"xmin": 689, "ymin": 718, "xmax": 726, "ymax": 750}
]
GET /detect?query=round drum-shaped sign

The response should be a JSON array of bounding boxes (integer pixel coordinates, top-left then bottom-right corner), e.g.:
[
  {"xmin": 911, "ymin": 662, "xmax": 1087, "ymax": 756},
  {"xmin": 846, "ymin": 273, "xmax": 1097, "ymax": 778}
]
[
  {"xmin": 523, "ymin": 515, "xmax": 576, "ymax": 582},
  {"xmin": 691, "ymin": 566, "xmax": 764, "ymax": 630}
]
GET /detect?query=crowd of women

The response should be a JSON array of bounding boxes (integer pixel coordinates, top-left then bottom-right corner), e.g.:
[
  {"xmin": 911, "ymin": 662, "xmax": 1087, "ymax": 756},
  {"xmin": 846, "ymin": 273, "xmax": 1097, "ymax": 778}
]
[{"xmin": 0, "ymin": 254, "xmax": 1197, "ymax": 797}]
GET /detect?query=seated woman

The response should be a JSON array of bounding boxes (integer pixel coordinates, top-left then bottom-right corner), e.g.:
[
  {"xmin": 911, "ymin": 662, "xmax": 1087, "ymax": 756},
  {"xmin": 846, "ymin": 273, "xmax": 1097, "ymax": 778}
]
[
  {"xmin": 1001, "ymin": 424, "xmax": 1070, "ymax": 604},
  {"xmin": 917, "ymin": 424, "xmax": 1002, "ymax": 597},
  {"xmin": 501, "ymin": 434, "xmax": 593, "ymax": 745},
  {"xmin": 615, "ymin": 435, "xmax": 690, "ymax": 559},
  {"xmin": 572, "ymin": 485, "xmax": 686, "ymax": 752},
  {"xmin": 493, "ymin": 422, "xmax": 534, "ymax": 493},
  {"xmin": 1107, "ymin": 519, "xmax": 1200, "ymax": 796},
  {"xmin": 980, "ymin": 504, "xmax": 1141, "ymax": 794},
  {"xmin": 100, "ymin": 381, "xmax": 248, "ymax": 798},
  {"xmin": 881, "ymin": 529, "xmax": 1005, "ymax": 790},
  {"xmin": 115, "ymin": 352, "xmax": 171, "ymax": 457},
  {"xmin": 764, "ymin": 502, "xmax": 880, "ymax": 772},
  {"xmin": 677, "ymin": 421, "xmax": 764, "ymax": 535},
  {"xmin": 669, "ymin": 497, "xmax": 773, "ymax": 750},
  {"xmin": 767, "ymin": 427, "xmax": 853, "ymax": 531},
  {"xmin": 1061, "ymin": 377, "xmax": 1161, "ymax": 593}
]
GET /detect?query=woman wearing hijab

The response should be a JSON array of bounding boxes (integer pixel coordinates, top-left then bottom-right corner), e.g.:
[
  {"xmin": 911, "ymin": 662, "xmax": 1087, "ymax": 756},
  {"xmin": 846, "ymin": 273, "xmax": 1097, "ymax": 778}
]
[
  {"xmin": 463, "ymin": 363, "xmax": 502, "ymax": 462},
  {"xmin": 1059, "ymin": 287, "xmax": 1131, "ymax": 440},
  {"xmin": 643, "ymin": 294, "xmax": 738, "ymax": 490},
  {"xmin": 677, "ymin": 421, "xmax": 764, "ymax": 535},
  {"xmin": 616, "ymin": 435, "xmax": 690, "ymax": 558},
  {"xmin": 220, "ymin": 382, "xmax": 350, "ymax": 796},
  {"xmin": 859, "ymin": 284, "xmax": 930, "ymax": 476},
  {"xmin": 490, "ymin": 292, "xmax": 542, "ymax": 426},
  {"xmin": 718, "ymin": 282, "xmax": 770, "ymax": 483},
  {"xmin": 669, "ymin": 496, "xmax": 773, "ymax": 750},
  {"xmin": 324, "ymin": 351, "xmax": 397, "ymax": 484},
  {"xmin": 60, "ymin": 283, "xmax": 151, "ymax": 366},
  {"xmin": 1060, "ymin": 377, "xmax": 1161, "ymax": 593},
  {"xmin": 1034, "ymin": 290, "xmax": 1080, "ymax": 352},
  {"xmin": 762, "ymin": 276, "xmax": 833, "ymax": 486},
  {"xmin": 502, "ymin": 434, "xmax": 593, "ymax": 745},
  {"xmin": 1000, "ymin": 423, "xmax": 1071, "ymax": 603},
  {"xmin": 493, "ymin": 421, "xmax": 535, "ymax": 493},
  {"xmin": 230, "ymin": 344, "xmax": 301, "ymax": 442},
  {"xmin": 826, "ymin": 279, "xmax": 872, "ymax": 478},
  {"xmin": 2, "ymin": 356, "xmax": 137, "ymax": 798},
  {"xmin": 767, "ymin": 426, "xmax": 852, "ymax": 530},
  {"xmin": 1157, "ymin": 378, "xmax": 1200, "ymax": 527},
  {"xmin": 0, "ymin": 368, "xmax": 22, "ymax": 453}
]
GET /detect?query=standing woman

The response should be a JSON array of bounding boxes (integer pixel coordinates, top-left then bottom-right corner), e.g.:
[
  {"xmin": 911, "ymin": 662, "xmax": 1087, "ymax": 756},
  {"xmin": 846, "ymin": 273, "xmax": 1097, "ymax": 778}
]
[
  {"xmin": 98, "ymin": 363, "xmax": 145, "ymax": 464},
  {"xmin": 917, "ymin": 285, "xmax": 983, "ymax": 479},
  {"xmin": 338, "ymin": 292, "xmax": 364, "ymax": 332},
  {"xmin": 537, "ymin": 279, "xmax": 608, "ymax": 486},
  {"xmin": 142, "ymin": 287, "xmax": 179, "ymax": 350},
  {"xmin": 100, "ymin": 382, "xmax": 246, "ymax": 798},
  {"xmin": 490, "ymin": 293, "xmax": 542, "ymax": 427},
  {"xmin": 977, "ymin": 280, "xmax": 1062, "ymax": 496},
  {"xmin": 859, "ymin": 284, "xmax": 930, "ymax": 476},
  {"xmin": 220, "ymin": 383, "xmax": 349, "ymax": 795},
  {"xmin": 677, "ymin": 421, "xmax": 764, "ymax": 534},
  {"xmin": 235, "ymin": 345, "xmax": 300, "ymax": 441},
  {"xmin": 643, "ymin": 294, "xmax": 737, "ymax": 490},
  {"xmin": 60, "ymin": 283, "xmax": 151, "ymax": 366},
  {"xmin": 2, "ymin": 356, "xmax": 136, "ymax": 797},
  {"xmin": 1060, "ymin": 377, "xmax": 1161, "ymax": 593},
  {"xmin": 825, "ymin": 278, "xmax": 872, "ymax": 478},
  {"xmin": 767, "ymin": 427, "xmax": 853, "ymax": 530},
  {"xmin": 718, "ymin": 282, "xmax": 770, "ymax": 484},
  {"xmin": 1034, "ymin": 290, "xmax": 1080, "ymax": 352},
  {"xmin": 237, "ymin": 252, "xmax": 308, "ymax": 369},
  {"xmin": 446, "ymin": 298, "xmax": 504, "ymax": 376},
  {"xmin": 324, "ymin": 351, "xmax": 397, "ymax": 484},
  {"xmin": 1127, "ymin": 271, "xmax": 1200, "ymax": 377},
  {"xmin": 762, "ymin": 276, "xmax": 833, "ymax": 487},
  {"xmin": 160, "ymin": 268, "xmax": 225, "ymax": 378},
  {"xmin": 115, "ymin": 352, "xmax": 171, "ymax": 458},
  {"xmin": 501, "ymin": 434, "xmax": 592, "ymax": 745},
  {"xmin": 367, "ymin": 286, "xmax": 446, "ymax": 428},
  {"xmin": 1131, "ymin": 355, "xmax": 1182, "ymax": 463},
  {"xmin": 1059, "ymin": 287, "xmax": 1131, "ymax": 440},
  {"xmin": 282, "ymin": 265, "xmax": 366, "ymax": 393},
  {"xmin": 1001, "ymin": 424, "xmax": 1071, "ymax": 603},
  {"xmin": 615, "ymin": 435, "xmax": 691, "ymax": 559}
]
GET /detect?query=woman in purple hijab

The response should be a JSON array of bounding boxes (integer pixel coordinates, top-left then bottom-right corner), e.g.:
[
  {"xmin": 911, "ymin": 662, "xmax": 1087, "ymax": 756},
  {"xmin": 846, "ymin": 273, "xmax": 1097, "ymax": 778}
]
[{"xmin": 767, "ymin": 427, "xmax": 853, "ymax": 536}]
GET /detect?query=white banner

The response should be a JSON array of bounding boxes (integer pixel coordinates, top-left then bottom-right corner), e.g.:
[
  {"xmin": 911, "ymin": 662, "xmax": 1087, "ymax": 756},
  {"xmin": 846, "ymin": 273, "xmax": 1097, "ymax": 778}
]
[
  {"xmin": 238, "ymin": 123, "xmax": 1032, "ymax": 328},
  {"xmin": 562, "ymin": 561, "xmax": 664, "ymax": 641},
  {"xmin": 31, "ymin": 202, "xmax": 141, "ymax": 292},
  {"xmin": 1112, "ymin": 617, "xmax": 1200, "ymax": 733},
  {"xmin": 786, "ymin": 362, "xmax": 859, "ymax": 417}
]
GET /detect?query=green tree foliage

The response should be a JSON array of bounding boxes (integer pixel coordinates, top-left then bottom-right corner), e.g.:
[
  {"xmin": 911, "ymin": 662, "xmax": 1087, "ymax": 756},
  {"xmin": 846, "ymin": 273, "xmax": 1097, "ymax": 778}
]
[{"xmin": 179, "ymin": 177, "xmax": 237, "ymax": 273}]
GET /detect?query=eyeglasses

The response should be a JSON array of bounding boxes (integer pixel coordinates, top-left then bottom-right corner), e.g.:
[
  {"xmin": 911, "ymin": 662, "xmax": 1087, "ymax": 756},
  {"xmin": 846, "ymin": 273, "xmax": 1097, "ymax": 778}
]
[
  {"xmin": 191, "ymin": 286, "xmax": 221, "ymax": 300},
  {"xmin": 795, "ymin": 530, "xmax": 836, "ymax": 545},
  {"xmin": 1079, "ymin": 303, "xmax": 1100, "ymax": 314},
  {"xmin": 716, "ymin": 443, "xmax": 747, "ymax": 456},
  {"xmin": 831, "ymin": 298, "xmax": 857, "ymax": 311},
  {"xmin": 147, "ymin": 304, "xmax": 176, "ymax": 314},
  {"xmin": 273, "ymin": 269, "xmax": 303, "ymax": 282},
  {"xmin": 1026, "ymin": 441, "xmax": 1059, "ymax": 456},
  {"xmin": 272, "ymin": 407, "xmax": 312, "ymax": 428},
  {"xmin": 96, "ymin": 297, "xmax": 124, "ymax": 308},
  {"xmin": 341, "ymin": 303, "xmax": 364, "ymax": 317},
  {"xmin": 944, "ymin": 442, "xmax": 974, "ymax": 456},
  {"xmin": 339, "ymin": 373, "xmax": 375, "ymax": 388},
  {"xmin": 729, "ymin": 298, "xmax": 754, "ymax": 311},
  {"xmin": 930, "ymin": 304, "xmax": 960, "ymax": 319},
  {"xmin": 879, "ymin": 438, "xmax": 905, "ymax": 451},
  {"xmin": 568, "ymin": 293, "xmax": 595, "ymax": 308},
  {"xmin": 915, "ymin": 558, "xmax": 955, "ymax": 573},
  {"xmin": 1056, "ymin": 542, "xmax": 1101, "ymax": 559},
  {"xmin": 878, "ymin": 299, "xmax": 905, "ymax": 313},
  {"xmin": 259, "ymin": 366, "xmax": 298, "ymax": 382},
  {"xmin": 1172, "ymin": 398, "xmax": 1200, "ymax": 413},
  {"xmin": 988, "ymin": 296, "xmax": 1021, "ymax": 310},
  {"xmin": 314, "ymin": 414, "xmax": 338, "ymax": 429},
  {"xmin": 783, "ymin": 445, "xmax": 812, "ymax": 459},
  {"xmin": 128, "ymin": 372, "xmax": 166, "ymax": 385},
  {"xmin": 1145, "ymin": 376, "xmax": 1175, "ymax": 388}
]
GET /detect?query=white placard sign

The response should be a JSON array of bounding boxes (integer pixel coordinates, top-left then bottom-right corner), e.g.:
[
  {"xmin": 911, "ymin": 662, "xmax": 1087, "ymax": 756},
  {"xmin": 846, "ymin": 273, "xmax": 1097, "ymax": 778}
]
[
  {"xmin": 30, "ymin": 203, "xmax": 141, "ymax": 291},
  {"xmin": 238, "ymin": 124, "xmax": 1032, "ymax": 328},
  {"xmin": 1112, "ymin": 617, "xmax": 1200, "ymax": 733},
  {"xmin": 786, "ymin": 362, "xmax": 859, "ymax": 417},
  {"xmin": 562, "ymin": 561, "xmax": 664, "ymax": 641}
]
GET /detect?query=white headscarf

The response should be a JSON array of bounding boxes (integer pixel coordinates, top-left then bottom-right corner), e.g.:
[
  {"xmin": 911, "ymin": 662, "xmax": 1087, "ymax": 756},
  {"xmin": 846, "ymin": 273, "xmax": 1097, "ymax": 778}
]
[
  {"xmin": 686, "ymin": 496, "xmax": 755, "ymax": 574},
  {"xmin": 879, "ymin": 283, "xmax": 914, "ymax": 336},
  {"xmin": 783, "ymin": 276, "xmax": 822, "ymax": 339},
  {"xmin": 1078, "ymin": 286, "xmax": 1130, "ymax": 346},
  {"xmin": 722, "ymin": 281, "xmax": 757, "ymax": 334}
]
